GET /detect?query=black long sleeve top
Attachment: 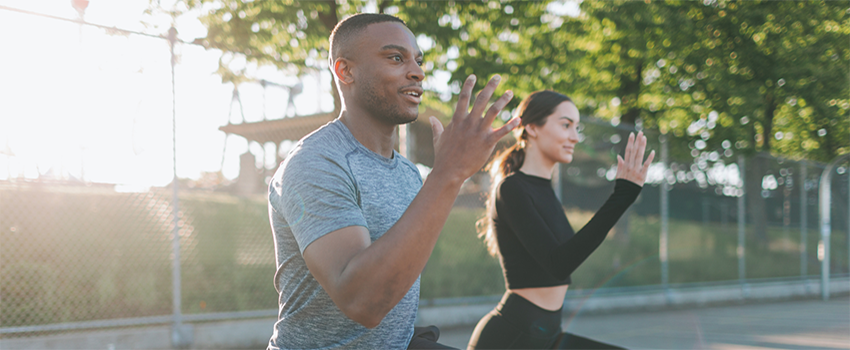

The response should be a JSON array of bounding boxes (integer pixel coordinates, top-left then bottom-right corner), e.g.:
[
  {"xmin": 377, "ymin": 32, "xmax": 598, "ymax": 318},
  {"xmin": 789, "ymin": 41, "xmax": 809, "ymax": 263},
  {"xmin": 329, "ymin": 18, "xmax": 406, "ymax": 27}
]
[{"xmin": 492, "ymin": 171, "xmax": 642, "ymax": 289}]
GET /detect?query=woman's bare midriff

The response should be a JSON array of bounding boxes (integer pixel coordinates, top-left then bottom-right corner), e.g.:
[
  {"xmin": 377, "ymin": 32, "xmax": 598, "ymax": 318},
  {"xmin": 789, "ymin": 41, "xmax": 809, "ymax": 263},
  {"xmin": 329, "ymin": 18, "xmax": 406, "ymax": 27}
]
[{"xmin": 509, "ymin": 284, "xmax": 569, "ymax": 311}]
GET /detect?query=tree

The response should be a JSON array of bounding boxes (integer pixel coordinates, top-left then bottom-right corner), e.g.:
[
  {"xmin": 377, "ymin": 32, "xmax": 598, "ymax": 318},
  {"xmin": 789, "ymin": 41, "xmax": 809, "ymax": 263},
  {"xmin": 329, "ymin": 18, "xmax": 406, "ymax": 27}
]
[
  {"xmin": 647, "ymin": 0, "xmax": 849, "ymax": 242},
  {"xmin": 176, "ymin": 0, "xmax": 556, "ymax": 117},
  {"xmin": 177, "ymin": 0, "xmax": 847, "ymax": 243}
]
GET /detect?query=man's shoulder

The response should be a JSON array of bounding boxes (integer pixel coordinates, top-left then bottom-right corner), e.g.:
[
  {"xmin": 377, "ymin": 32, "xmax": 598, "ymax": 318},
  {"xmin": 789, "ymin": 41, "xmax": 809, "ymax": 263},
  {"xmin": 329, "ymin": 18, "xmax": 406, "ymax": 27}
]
[{"xmin": 284, "ymin": 121, "xmax": 355, "ymax": 167}]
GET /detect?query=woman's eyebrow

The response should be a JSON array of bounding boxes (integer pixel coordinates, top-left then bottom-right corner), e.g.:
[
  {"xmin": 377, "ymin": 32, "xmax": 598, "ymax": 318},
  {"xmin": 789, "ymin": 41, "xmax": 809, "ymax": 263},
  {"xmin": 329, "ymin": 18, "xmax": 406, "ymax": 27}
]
[{"xmin": 559, "ymin": 116, "xmax": 578, "ymax": 124}]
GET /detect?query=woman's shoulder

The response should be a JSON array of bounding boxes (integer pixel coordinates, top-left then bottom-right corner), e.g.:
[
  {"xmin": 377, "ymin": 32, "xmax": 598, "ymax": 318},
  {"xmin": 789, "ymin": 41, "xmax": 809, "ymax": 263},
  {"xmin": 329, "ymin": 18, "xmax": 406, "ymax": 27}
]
[{"xmin": 496, "ymin": 172, "xmax": 530, "ymax": 198}]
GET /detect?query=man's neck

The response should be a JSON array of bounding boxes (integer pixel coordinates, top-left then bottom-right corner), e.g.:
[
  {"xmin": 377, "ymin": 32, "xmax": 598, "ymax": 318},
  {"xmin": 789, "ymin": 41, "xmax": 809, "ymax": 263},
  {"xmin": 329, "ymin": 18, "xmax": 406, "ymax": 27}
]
[{"xmin": 339, "ymin": 108, "xmax": 397, "ymax": 159}]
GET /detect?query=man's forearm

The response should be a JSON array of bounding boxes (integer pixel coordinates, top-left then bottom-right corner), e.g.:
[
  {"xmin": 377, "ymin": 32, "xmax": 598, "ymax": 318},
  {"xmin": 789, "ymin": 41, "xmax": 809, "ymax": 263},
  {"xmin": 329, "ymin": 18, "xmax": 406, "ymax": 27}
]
[{"xmin": 333, "ymin": 169, "xmax": 464, "ymax": 326}]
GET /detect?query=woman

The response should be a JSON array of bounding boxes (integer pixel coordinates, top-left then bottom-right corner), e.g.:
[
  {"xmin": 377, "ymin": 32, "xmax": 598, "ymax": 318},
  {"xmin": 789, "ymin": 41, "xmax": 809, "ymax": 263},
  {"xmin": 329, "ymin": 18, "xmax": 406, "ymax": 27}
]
[{"xmin": 467, "ymin": 90, "xmax": 654, "ymax": 349}]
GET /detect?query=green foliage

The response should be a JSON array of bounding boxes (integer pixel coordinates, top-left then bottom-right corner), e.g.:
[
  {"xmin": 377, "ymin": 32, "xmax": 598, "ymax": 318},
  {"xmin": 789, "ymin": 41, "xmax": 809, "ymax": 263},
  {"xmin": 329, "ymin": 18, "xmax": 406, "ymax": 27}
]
[{"xmin": 176, "ymin": 0, "xmax": 848, "ymax": 162}]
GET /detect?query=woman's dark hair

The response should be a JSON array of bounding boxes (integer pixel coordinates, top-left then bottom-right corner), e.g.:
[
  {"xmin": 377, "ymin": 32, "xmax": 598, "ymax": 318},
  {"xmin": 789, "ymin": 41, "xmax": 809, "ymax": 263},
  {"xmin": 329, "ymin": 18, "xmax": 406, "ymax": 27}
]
[{"xmin": 477, "ymin": 90, "xmax": 573, "ymax": 256}]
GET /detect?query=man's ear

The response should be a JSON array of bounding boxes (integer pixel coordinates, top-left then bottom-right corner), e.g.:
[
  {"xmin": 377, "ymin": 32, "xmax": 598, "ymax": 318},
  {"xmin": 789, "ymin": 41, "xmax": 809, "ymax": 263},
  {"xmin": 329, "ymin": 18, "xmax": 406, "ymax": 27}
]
[{"xmin": 333, "ymin": 58, "xmax": 354, "ymax": 86}]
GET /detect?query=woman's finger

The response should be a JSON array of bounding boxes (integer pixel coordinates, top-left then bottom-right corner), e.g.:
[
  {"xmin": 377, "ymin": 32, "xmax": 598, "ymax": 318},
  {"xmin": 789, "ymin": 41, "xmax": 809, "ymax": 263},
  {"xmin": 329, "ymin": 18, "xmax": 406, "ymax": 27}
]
[
  {"xmin": 634, "ymin": 131, "xmax": 647, "ymax": 167},
  {"xmin": 623, "ymin": 132, "xmax": 635, "ymax": 168},
  {"xmin": 617, "ymin": 154, "xmax": 625, "ymax": 174},
  {"xmin": 642, "ymin": 150, "xmax": 656, "ymax": 175}
]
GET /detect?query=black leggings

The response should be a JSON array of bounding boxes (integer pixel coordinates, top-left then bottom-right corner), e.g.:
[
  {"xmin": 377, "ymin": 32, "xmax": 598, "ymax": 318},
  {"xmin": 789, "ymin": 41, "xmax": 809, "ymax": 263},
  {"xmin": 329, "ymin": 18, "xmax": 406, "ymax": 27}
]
[
  {"xmin": 467, "ymin": 292, "xmax": 624, "ymax": 349},
  {"xmin": 409, "ymin": 325, "xmax": 458, "ymax": 349}
]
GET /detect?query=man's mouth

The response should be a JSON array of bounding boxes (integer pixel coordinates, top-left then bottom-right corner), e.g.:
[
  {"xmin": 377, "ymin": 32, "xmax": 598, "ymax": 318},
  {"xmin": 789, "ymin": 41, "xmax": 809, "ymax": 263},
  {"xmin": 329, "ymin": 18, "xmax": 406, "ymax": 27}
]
[{"xmin": 400, "ymin": 87, "xmax": 423, "ymax": 104}]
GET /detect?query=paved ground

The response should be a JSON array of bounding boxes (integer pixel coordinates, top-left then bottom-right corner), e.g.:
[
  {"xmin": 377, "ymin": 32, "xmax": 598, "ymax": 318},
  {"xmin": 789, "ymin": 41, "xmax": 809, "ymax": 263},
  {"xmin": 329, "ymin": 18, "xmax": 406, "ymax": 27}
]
[{"xmin": 437, "ymin": 297, "xmax": 850, "ymax": 350}]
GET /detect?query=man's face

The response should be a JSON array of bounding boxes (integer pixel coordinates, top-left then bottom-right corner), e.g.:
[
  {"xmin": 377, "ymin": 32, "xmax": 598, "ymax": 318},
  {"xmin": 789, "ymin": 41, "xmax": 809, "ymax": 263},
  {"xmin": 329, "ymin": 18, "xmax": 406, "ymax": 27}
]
[{"xmin": 350, "ymin": 22, "xmax": 424, "ymax": 125}]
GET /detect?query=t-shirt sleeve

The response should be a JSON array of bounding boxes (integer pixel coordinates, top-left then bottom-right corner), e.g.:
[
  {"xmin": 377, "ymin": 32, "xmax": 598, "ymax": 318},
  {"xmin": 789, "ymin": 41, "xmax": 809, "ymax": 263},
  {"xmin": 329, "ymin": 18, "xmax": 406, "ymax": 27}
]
[
  {"xmin": 270, "ymin": 152, "xmax": 367, "ymax": 253},
  {"xmin": 498, "ymin": 179, "xmax": 642, "ymax": 280}
]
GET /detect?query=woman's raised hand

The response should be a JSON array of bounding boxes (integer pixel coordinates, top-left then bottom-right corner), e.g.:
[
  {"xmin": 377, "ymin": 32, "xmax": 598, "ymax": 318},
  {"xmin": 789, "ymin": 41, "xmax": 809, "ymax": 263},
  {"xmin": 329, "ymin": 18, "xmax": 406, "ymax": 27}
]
[{"xmin": 616, "ymin": 131, "xmax": 655, "ymax": 187}]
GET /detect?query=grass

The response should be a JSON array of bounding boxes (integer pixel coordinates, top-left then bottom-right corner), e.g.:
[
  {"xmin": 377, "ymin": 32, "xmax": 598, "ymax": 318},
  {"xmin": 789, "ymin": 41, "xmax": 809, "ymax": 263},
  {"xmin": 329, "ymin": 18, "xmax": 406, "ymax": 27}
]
[
  {"xmin": 423, "ymin": 207, "xmax": 849, "ymax": 298},
  {"xmin": 1, "ymin": 186, "xmax": 846, "ymax": 328}
]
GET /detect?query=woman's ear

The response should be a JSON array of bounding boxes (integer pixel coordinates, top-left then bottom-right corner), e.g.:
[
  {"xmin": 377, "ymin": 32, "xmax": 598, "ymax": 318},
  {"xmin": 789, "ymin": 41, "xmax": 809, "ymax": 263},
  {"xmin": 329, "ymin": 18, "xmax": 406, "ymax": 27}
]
[
  {"xmin": 525, "ymin": 123, "xmax": 539, "ymax": 139},
  {"xmin": 333, "ymin": 58, "xmax": 354, "ymax": 85}
]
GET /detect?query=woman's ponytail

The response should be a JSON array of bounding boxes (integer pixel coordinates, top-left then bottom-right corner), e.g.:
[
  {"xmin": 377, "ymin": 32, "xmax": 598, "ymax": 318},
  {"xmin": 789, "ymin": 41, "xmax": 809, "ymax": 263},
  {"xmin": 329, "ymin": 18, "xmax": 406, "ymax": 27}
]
[{"xmin": 477, "ymin": 143, "xmax": 526, "ymax": 256}]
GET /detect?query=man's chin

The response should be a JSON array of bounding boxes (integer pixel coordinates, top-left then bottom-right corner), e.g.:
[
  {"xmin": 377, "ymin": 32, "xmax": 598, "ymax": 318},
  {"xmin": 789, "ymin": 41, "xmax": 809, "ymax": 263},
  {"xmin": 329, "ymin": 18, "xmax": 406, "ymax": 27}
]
[
  {"xmin": 392, "ymin": 110, "xmax": 419, "ymax": 125},
  {"xmin": 400, "ymin": 115, "xmax": 418, "ymax": 125}
]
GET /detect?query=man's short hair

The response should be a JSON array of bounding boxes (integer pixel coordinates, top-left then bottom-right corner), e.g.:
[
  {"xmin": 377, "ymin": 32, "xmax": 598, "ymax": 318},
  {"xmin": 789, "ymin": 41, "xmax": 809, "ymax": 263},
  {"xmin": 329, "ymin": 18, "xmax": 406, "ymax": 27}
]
[{"xmin": 328, "ymin": 13, "xmax": 406, "ymax": 68}]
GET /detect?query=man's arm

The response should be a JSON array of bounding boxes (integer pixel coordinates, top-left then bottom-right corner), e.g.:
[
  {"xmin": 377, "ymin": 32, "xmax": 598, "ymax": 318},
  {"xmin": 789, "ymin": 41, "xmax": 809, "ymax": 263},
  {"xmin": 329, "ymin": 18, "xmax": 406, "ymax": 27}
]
[{"xmin": 303, "ymin": 75, "xmax": 519, "ymax": 328}]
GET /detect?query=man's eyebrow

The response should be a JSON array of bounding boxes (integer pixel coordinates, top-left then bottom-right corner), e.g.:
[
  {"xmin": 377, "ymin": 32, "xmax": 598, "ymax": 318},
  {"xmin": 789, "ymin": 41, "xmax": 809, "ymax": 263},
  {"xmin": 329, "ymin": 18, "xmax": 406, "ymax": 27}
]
[{"xmin": 380, "ymin": 44, "xmax": 424, "ymax": 58}]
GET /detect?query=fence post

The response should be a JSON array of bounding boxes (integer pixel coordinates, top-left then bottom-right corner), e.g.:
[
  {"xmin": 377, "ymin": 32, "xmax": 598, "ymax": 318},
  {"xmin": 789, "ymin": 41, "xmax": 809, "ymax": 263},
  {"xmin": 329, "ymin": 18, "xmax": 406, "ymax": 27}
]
[
  {"xmin": 800, "ymin": 161, "xmax": 808, "ymax": 285},
  {"xmin": 817, "ymin": 153, "xmax": 850, "ymax": 300},
  {"xmin": 168, "ymin": 26, "xmax": 192, "ymax": 349},
  {"xmin": 659, "ymin": 135, "xmax": 670, "ymax": 300},
  {"xmin": 737, "ymin": 155, "xmax": 747, "ymax": 298}
]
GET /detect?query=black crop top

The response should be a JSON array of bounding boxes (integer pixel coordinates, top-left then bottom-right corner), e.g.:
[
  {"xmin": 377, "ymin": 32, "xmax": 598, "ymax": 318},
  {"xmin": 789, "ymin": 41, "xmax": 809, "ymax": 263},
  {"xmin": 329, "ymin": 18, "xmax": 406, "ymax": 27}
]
[{"xmin": 492, "ymin": 171, "xmax": 642, "ymax": 289}]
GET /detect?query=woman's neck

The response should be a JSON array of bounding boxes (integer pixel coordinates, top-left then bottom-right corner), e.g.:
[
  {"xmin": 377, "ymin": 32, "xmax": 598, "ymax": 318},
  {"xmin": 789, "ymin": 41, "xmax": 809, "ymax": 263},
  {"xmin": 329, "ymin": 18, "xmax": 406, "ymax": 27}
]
[{"xmin": 518, "ymin": 144, "xmax": 556, "ymax": 179}]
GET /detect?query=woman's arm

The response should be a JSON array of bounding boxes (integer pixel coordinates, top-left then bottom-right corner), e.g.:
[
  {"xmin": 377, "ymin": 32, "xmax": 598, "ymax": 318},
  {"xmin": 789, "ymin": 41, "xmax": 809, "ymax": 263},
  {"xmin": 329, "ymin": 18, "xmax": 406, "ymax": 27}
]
[{"xmin": 500, "ymin": 132, "xmax": 653, "ymax": 280}]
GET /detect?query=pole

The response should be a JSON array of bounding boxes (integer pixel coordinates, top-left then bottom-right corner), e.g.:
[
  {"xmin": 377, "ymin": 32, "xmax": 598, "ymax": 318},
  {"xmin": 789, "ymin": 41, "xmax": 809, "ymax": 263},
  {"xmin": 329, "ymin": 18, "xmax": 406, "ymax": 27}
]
[
  {"xmin": 660, "ymin": 135, "xmax": 669, "ymax": 299},
  {"xmin": 819, "ymin": 165, "xmax": 831, "ymax": 301},
  {"xmin": 167, "ymin": 26, "xmax": 189, "ymax": 348},
  {"xmin": 737, "ymin": 155, "xmax": 747, "ymax": 297},
  {"xmin": 817, "ymin": 153, "xmax": 850, "ymax": 300},
  {"xmin": 800, "ymin": 161, "xmax": 808, "ymax": 282}
]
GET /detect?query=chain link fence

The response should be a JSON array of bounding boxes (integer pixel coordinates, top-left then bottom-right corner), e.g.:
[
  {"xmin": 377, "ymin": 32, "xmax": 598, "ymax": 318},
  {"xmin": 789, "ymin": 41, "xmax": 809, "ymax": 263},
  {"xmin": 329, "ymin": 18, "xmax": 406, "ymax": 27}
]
[{"xmin": 1, "ymin": 5, "xmax": 848, "ymax": 342}]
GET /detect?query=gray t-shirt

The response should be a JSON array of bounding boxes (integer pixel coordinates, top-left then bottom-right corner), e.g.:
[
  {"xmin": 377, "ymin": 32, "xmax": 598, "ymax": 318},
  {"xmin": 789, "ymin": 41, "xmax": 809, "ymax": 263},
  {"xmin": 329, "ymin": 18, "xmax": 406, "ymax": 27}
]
[{"xmin": 268, "ymin": 119, "xmax": 423, "ymax": 350}]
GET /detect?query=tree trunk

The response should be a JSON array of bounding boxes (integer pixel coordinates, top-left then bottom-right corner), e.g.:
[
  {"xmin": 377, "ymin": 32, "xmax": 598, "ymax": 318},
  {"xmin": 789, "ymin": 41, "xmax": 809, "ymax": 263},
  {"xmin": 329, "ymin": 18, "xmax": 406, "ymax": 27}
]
[
  {"xmin": 746, "ymin": 94, "xmax": 777, "ymax": 246},
  {"xmin": 746, "ymin": 153, "xmax": 769, "ymax": 245},
  {"xmin": 330, "ymin": 79, "xmax": 341, "ymax": 116},
  {"xmin": 316, "ymin": 1, "xmax": 340, "ymax": 116}
]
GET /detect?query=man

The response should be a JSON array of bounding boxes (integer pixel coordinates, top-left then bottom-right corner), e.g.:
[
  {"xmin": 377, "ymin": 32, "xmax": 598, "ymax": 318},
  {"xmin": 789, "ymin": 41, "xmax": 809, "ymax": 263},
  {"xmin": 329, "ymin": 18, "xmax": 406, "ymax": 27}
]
[{"xmin": 268, "ymin": 13, "xmax": 519, "ymax": 349}]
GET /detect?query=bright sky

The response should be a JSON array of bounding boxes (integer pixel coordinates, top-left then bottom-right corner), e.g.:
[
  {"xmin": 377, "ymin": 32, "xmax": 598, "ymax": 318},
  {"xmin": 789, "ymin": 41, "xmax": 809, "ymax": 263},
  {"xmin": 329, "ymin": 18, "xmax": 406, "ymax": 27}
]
[{"xmin": 0, "ymin": 0, "xmax": 335, "ymax": 190}]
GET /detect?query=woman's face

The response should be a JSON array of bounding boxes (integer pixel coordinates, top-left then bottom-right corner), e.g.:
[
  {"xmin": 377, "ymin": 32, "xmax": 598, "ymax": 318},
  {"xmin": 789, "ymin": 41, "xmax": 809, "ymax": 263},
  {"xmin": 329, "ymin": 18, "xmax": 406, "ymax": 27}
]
[{"xmin": 527, "ymin": 101, "xmax": 580, "ymax": 164}]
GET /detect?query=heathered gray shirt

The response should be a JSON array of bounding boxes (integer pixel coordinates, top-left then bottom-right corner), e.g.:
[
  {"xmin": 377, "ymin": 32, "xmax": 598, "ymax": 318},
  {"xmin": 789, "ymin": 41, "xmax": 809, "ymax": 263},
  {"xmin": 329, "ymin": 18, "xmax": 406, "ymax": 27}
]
[{"xmin": 268, "ymin": 119, "xmax": 423, "ymax": 350}]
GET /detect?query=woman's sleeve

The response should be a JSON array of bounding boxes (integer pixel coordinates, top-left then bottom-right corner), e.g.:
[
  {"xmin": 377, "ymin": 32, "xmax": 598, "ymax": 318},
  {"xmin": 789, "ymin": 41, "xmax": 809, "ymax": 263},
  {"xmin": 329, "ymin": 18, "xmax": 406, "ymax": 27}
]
[{"xmin": 498, "ymin": 179, "xmax": 642, "ymax": 280}]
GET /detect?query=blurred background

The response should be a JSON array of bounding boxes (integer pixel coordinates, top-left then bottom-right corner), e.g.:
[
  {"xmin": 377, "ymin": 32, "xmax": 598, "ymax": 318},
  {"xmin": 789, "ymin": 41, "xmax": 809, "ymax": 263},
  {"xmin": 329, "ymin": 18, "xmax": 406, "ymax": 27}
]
[{"xmin": 1, "ymin": 0, "xmax": 848, "ymax": 348}]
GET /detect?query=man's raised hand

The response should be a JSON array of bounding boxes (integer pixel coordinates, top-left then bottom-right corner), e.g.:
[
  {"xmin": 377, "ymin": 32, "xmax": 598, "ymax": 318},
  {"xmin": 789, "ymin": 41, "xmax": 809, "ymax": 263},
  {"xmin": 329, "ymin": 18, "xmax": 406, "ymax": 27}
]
[{"xmin": 429, "ymin": 75, "xmax": 520, "ymax": 183}]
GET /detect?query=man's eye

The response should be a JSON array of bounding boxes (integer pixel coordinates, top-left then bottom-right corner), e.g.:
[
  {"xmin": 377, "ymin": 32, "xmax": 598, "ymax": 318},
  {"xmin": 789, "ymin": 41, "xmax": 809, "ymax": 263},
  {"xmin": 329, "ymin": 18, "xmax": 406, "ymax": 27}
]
[
  {"xmin": 416, "ymin": 60, "xmax": 423, "ymax": 66},
  {"xmin": 392, "ymin": 56, "xmax": 402, "ymax": 62}
]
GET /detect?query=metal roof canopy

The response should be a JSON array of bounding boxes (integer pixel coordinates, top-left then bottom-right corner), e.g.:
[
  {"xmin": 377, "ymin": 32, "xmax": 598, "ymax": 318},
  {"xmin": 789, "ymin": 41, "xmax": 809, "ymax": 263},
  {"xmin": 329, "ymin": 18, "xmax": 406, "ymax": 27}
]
[{"xmin": 219, "ymin": 112, "xmax": 337, "ymax": 144}]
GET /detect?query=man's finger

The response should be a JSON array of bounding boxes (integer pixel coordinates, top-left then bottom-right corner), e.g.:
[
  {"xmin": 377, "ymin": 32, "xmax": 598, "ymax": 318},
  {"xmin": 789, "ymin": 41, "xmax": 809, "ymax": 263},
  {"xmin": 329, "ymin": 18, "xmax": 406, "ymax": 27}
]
[
  {"xmin": 491, "ymin": 117, "xmax": 521, "ymax": 141},
  {"xmin": 468, "ymin": 75, "xmax": 501, "ymax": 120},
  {"xmin": 452, "ymin": 75, "xmax": 476, "ymax": 122},
  {"xmin": 429, "ymin": 116, "xmax": 444, "ymax": 144},
  {"xmin": 482, "ymin": 90, "xmax": 513, "ymax": 126}
]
